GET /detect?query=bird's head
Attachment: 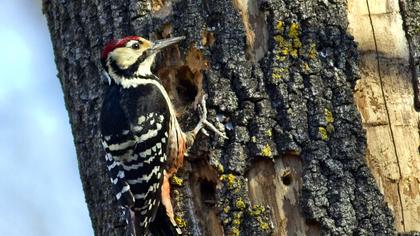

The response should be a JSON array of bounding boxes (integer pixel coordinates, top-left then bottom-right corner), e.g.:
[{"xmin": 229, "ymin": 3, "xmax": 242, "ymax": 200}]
[{"xmin": 101, "ymin": 36, "xmax": 185, "ymax": 85}]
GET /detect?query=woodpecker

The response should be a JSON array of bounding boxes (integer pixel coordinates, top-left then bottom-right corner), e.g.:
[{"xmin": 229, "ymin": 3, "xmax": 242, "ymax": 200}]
[{"xmin": 99, "ymin": 36, "xmax": 225, "ymax": 236}]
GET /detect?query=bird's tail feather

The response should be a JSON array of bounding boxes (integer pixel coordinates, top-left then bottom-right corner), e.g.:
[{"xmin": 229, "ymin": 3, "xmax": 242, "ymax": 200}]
[{"xmin": 147, "ymin": 203, "xmax": 182, "ymax": 236}]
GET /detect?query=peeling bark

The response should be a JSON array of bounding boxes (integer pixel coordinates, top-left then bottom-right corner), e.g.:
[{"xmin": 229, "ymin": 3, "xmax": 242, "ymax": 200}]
[{"xmin": 43, "ymin": 0, "xmax": 402, "ymax": 235}]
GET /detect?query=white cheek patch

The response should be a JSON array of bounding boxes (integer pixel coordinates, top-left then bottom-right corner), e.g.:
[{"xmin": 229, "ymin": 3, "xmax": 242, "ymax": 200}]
[
  {"xmin": 110, "ymin": 48, "xmax": 142, "ymax": 69},
  {"xmin": 134, "ymin": 53, "xmax": 156, "ymax": 77}
]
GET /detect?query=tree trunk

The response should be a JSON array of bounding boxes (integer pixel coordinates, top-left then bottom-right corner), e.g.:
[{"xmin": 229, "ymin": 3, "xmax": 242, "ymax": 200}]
[
  {"xmin": 349, "ymin": 0, "xmax": 420, "ymax": 233},
  {"xmin": 42, "ymin": 0, "xmax": 419, "ymax": 235}
]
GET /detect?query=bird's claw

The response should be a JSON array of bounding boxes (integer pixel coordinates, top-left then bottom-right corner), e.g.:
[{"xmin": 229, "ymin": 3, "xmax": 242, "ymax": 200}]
[
  {"xmin": 201, "ymin": 128, "xmax": 209, "ymax": 137},
  {"xmin": 193, "ymin": 95, "xmax": 227, "ymax": 139}
]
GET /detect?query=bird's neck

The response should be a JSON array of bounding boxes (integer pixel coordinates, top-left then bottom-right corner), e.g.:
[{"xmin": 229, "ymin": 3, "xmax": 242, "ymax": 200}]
[
  {"xmin": 118, "ymin": 75, "xmax": 159, "ymax": 89},
  {"xmin": 133, "ymin": 53, "xmax": 156, "ymax": 78}
]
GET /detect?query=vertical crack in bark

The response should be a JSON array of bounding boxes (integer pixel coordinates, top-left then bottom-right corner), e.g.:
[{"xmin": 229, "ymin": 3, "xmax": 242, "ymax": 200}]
[{"xmin": 365, "ymin": 0, "xmax": 406, "ymax": 231}]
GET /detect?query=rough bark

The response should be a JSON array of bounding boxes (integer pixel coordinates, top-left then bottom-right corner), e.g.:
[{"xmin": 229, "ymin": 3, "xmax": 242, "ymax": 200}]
[{"xmin": 42, "ymin": 0, "xmax": 405, "ymax": 235}]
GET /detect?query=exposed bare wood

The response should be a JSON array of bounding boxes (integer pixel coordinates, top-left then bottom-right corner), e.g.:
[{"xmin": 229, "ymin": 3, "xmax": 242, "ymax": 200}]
[{"xmin": 349, "ymin": 0, "xmax": 420, "ymax": 232}]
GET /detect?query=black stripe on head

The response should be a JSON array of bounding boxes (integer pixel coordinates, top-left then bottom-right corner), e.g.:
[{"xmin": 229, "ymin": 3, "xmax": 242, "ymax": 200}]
[{"xmin": 109, "ymin": 52, "xmax": 150, "ymax": 78}]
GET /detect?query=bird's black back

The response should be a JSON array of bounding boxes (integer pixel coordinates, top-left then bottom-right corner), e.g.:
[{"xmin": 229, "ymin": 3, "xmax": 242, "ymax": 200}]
[{"xmin": 100, "ymin": 77, "xmax": 172, "ymax": 234}]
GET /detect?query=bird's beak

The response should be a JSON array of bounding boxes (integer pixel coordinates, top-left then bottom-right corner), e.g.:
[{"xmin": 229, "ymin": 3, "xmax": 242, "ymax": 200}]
[{"xmin": 150, "ymin": 36, "xmax": 185, "ymax": 52}]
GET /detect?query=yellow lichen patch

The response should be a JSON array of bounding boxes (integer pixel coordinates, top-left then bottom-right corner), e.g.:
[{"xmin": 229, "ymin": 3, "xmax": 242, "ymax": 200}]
[
  {"xmin": 251, "ymin": 136, "xmax": 257, "ymax": 143},
  {"xmin": 292, "ymin": 38, "xmax": 302, "ymax": 49},
  {"xmin": 276, "ymin": 55, "xmax": 287, "ymax": 62},
  {"xmin": 249, "ymin": 205, "xmax": 270, "ymax": 231},
  {"xmin": 250, "ymin": 205, "xmax": 265, "ymax": 216},
  {"xmin": 273, "ymin": 22, "xmax": 302, "ymax": 62},
  {"xmin": 265, "ymin": 129, "xmax": 272, "ymax": 137},
  {"xmin": 288, "ymin": 22, "xmax": 300, "ymax": 39},
  {"xmin": 232, "ymin": 212, "xmax": 242, "ymax": 222},
  {"xmin": 230, "ymin": 227, "xmax": 240, "ymax": 236},
  {"xmin": 273, "ymin": 34, "xmax": 292, "ymax": 55},
  {"xmin": 235, "ymin": 198, "xmax": 246, "ymax": 210},
  {"xmin": 319, "ymin": 127, "xmax": 328, "ymax": 141},
  {"xmin": 232, "ymin": 218, "xmax": 241, "ymax": 226},
  {"xmin": 272, "ymin": 67, "xmax": 288, "ymax": 80},
  {"xmin": 220, "ymin": 174, "xmax": 236, "ymax": 189},
  {"xmin": 171, "ymin": 175, "xmax": 184, "ymax": 186},
  {"xmin": 290, "ymin": 49, "xmax": 298, "ymax": 58},
  {"xmin": 224, "ymin": 206, "xmax": 230, "ymax": 213},
  {"xmin": 259, "ymin": 221, "xmax": 270, "ymax": 230},
  {"xmin": 276, "ymin": 20, "xmax": 284, "ymax": 31},
  {"xmin": 260, "ymin": 144, "xmax": 272, "ymax": 157},
  {"xmin": 175, "ymin": 215, "xmax": 187, "ymax": 228},
  {"xmin": 229, "ymin": 211, "xmax": 243, "ymax": 236},
  {"xmin": 324, "ymin": 108, "xmax": 334, "ymax": 123},
  {"xmin": 216, "ymin": 163, "xmax": 225, "ymax": 173},
  {"xmin": 274, "ymin": 35, "xmax": 286, "ymax": 46},
  {"xmin": 271, "ymin": 74, "xmax": 283, "ymax": 80}
]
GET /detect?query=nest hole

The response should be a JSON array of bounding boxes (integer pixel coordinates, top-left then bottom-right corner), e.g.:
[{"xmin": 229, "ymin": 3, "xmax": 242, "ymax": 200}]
[
  {"xmin": 175, "ymin": 66, "xmax": 198, "ymax": 105},
  {"xmin": 281, "ymin": 172, "xmax": 293, "ymax": 186},
  {"xmin": 156, "ymin": 64, "xmax": 200, "ymax": 113},
  {"xmin": 200, "ymin": 179, "xmax": 216, "ymax": 206}
]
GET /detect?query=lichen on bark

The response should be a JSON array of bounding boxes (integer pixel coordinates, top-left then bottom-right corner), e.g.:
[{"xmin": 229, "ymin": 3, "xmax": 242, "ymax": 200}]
[{"xmin": 43, "ymin": 0, "xmax": 396, "ymax": 235}]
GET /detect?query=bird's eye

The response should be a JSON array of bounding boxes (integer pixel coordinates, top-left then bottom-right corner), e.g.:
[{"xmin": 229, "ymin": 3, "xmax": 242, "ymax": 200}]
[{"xmin": 131, "ymin": 43, "xmax": 140, "ymax": 50}]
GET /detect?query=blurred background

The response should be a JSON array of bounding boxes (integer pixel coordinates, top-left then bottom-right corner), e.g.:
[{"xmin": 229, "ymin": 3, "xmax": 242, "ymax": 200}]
[{"xmin": 0, "ymin": 0, "xmax": 93, "ymax": 235}]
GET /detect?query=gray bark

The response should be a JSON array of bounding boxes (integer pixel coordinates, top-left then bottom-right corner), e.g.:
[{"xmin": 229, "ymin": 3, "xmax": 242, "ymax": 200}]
[{"xmin": 43, "ymin": 0, "xmax": 396, "ymax": 235}]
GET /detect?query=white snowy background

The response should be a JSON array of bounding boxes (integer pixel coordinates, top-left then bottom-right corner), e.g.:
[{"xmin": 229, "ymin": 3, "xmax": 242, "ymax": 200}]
[{"xmin": 0, "ymin": 0, "xmax": 93, "ymax": 235}]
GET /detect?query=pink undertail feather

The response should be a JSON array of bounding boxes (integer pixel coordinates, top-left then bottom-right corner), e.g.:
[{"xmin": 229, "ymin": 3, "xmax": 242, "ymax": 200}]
[
  {"xmin": 160, "ymin": 115, "xmax": 187, "ymax": 232},
  {"xmin": 161, "ymin": 172, "xmax": 178, "ymax": 229}
]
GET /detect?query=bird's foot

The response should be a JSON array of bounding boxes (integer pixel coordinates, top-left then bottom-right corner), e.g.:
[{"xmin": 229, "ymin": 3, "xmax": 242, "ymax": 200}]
[
  {"xmin": 192, "ymin": 94, "xmax": 227, "ymax": 139},
  {"xmin": 183, "ymin": 95, "xmax": 227, "ymax": 156}
]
